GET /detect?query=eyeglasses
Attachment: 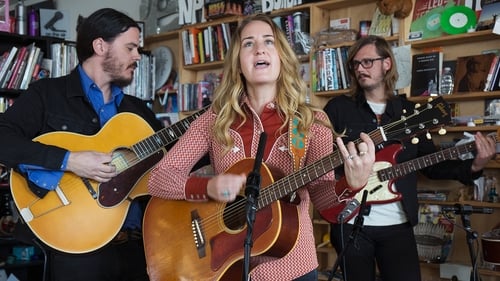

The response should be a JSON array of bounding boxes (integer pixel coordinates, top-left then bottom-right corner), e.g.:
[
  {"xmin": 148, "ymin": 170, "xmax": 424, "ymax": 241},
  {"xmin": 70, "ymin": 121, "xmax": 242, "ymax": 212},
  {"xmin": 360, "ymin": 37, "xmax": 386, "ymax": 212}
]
[{"xmin": 349, "ymin": 57, "xmax": 386, "ymax": 70}]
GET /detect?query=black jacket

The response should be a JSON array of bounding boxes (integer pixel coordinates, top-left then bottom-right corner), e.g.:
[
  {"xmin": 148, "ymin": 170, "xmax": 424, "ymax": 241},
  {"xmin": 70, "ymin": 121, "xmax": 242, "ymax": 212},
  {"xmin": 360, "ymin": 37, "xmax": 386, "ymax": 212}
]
[{"xmin": 323, "ymin": 93, "xmax": 481, "ymax": 226}]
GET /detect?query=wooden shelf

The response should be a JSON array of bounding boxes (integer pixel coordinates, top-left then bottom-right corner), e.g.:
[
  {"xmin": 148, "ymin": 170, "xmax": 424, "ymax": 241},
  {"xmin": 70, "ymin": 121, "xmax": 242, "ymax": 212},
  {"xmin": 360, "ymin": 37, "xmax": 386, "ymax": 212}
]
[
  {"xmin": 408, "ymin": 91, "xmax": 500, "ymax": 103},
  {"xmin": 314, "ymin": 0, "xmax": 377, "ymax": 10},
  {"xmin": 144, "ymin": 30, "xmax": 179, "ymax": 44},
  {"xmin": 418, "ymin": 200, "xmax": 500, "ymax": 208},
  {"xmin": 407, "ymin": 30, "xmax": 499, "ymax": 49}
]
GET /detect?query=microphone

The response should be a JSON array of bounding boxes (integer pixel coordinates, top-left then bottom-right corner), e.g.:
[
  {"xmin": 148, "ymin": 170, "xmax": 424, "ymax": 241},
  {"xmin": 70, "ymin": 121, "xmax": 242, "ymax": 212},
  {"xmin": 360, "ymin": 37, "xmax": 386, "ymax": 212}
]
[
  {"xmin": 245, "ymin": 132, "xmax": 267, "ymax": 198},
  {"xmin": 337, "ymin": 199, "xmax": 360, "ymax": 223},
  {"xmin": 441, "ymin": 204, "xmax": 493, "ymax": 215}
]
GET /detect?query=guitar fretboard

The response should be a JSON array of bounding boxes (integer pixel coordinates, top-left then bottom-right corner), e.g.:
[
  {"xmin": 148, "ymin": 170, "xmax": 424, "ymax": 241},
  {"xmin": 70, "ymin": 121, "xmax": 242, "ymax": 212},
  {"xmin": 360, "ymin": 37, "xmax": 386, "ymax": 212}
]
[
  {"xmin": 377, "ymin": 133, "xmax": 498, "ymax": 182},
  {"xmin": 254, "ymin": 97, "xmax": 451, "ymax": 210},
  {"xmin": 131, "ymin": 107, "xmax": 208, "ymax": 159}
]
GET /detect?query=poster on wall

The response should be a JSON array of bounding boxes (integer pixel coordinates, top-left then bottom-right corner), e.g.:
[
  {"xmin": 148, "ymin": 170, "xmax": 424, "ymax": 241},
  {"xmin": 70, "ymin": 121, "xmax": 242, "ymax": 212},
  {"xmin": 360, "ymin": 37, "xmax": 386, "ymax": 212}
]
[{"xmin": 39, "ymin": 8, "xmax": 70, "ymax": 39}]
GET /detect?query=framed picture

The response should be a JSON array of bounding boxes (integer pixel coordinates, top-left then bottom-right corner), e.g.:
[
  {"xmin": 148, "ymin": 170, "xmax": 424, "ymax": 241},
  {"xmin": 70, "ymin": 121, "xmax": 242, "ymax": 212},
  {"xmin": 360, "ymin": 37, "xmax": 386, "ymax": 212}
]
[{"xmin": 137, "ymin": 21, "xmax": 145, "ymax": 48}]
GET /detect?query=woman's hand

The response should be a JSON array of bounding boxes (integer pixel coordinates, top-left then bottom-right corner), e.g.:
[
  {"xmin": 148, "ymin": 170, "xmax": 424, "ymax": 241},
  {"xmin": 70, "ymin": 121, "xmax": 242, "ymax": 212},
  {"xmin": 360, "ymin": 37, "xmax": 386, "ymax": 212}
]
[
  {"xmin": 207, "ymin": 173, "xmax": 247, "ymax": 202},
  {"xmin": 336, "ymin": 132, "xmax": 375, "ymax": 191}
]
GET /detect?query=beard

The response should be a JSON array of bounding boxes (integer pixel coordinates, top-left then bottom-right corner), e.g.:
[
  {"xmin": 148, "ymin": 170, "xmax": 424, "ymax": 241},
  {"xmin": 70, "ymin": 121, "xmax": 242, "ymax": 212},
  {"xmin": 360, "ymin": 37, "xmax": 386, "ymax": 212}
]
[{"xmin": 102, "ymin": 51, "xmax": 137, "ymax": 88}]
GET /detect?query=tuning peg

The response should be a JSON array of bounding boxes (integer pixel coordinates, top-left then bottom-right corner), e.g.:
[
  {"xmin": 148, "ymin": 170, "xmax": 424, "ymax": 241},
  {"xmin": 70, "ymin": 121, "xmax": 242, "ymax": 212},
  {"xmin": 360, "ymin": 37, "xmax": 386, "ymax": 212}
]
[
  {"xmin": 415, "ymin": 103, "xmax": 421, "ymax": 109},
  {"xmin": 427, "ymin": 97, "xmax": 433, "ymax": 102},
  {"xmin": 438, "ymin": 127, "xmax": 446, "ymax": 135},
  {"xmin": 402, "ymin": 109, "xmax": 407, "ymax": 114},
  {"xmin": 412, "ymin": 137, "xmax": 419, "ymax": 144},
  {"xmin": 426, "ymin": 131, "xmax": 431, "ymax": 140}
]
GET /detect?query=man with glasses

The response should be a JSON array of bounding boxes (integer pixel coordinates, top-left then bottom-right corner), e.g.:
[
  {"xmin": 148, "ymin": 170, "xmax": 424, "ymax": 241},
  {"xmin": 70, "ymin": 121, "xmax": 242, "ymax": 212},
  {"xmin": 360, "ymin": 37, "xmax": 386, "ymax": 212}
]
[{"xmin": 322, "ymin": 35, "xmax": 496, "ymax": 281}]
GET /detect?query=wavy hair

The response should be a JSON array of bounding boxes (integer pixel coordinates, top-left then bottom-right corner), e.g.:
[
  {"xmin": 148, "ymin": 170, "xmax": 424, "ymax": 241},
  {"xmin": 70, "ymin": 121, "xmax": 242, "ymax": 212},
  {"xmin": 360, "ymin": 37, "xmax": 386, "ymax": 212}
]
[
  {"xmin": 346, "ymin": 35, "xmax": 398, "ymax": 99},
  {"xmin": 211, "ymin": 13, "xmax": 328, "ymax": 152}
]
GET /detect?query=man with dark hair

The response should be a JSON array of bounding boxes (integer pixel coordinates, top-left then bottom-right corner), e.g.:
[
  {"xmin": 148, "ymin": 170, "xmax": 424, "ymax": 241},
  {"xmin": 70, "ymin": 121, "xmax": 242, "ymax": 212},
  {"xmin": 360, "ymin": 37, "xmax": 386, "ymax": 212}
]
[{"xmin": 0, "ymin": 8, "xmax": 160, "ymax": 281}]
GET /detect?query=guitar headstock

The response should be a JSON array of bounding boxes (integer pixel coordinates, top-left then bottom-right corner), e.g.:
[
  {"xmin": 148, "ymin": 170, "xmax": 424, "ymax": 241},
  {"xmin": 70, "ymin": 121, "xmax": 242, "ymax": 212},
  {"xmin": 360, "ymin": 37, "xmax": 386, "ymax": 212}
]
[{"xmin": 383, "ymin": 97, "xmax": 451, "ymax": 143}]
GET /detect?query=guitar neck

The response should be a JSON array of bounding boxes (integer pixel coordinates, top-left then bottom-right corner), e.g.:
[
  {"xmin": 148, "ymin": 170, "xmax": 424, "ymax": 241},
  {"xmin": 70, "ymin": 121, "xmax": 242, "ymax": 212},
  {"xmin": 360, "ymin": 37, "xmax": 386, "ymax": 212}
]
[
  {"xmin": 130, "ymin": 107, "xmax": 208, "ymax": 160},
  {"xmin": 256, "ymin": 127, "xmax": 388, "ymax": 210},
  {"xmin": 377, "ymin": 141, "xmax": 477, "ymax": 181}
]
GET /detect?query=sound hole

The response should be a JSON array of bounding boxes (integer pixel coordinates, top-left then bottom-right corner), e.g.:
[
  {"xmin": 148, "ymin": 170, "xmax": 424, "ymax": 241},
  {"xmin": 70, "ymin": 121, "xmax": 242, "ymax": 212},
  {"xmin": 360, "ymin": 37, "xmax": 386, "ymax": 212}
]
[{"xmin": 223, "ymin": 195, "xmax": 246, "ymax": 231}]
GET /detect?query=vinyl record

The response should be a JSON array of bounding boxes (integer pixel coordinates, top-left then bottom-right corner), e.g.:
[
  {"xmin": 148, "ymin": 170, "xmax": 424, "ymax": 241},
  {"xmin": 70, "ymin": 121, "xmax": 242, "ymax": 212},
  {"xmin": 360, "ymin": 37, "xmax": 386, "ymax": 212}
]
[
  {"xmin": 425, "ymin": 11, "xmax": 441, "ymax": 31},
  {"xmin": 440, "ymin": 5, "xmax": 477, "ymax": 34},
  {"xmin": 152, "ymin": 46, "xmax": 173, "ymax": 90}
]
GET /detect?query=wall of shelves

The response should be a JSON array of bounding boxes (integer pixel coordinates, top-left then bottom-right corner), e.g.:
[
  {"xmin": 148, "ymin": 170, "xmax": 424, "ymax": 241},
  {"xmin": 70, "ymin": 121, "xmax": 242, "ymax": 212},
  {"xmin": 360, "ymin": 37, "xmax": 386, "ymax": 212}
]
[{"xmin": 145, "ymin": 0, "xmax": 500, "ymax": 279}]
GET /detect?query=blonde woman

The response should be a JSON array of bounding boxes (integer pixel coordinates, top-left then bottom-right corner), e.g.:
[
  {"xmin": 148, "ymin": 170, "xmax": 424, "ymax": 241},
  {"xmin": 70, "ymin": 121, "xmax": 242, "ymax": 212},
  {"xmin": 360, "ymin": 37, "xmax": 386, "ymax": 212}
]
[{"xmin": 148, "ymin": 14, "xmax": 374, "ymax": 280}]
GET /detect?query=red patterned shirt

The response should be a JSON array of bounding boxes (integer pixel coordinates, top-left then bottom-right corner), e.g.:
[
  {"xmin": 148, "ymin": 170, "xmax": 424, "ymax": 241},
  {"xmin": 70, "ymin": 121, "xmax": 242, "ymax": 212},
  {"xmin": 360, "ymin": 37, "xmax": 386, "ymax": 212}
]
[{"xmin": 148, "ymin": 101, "xmax": 337, "ymax": 280}]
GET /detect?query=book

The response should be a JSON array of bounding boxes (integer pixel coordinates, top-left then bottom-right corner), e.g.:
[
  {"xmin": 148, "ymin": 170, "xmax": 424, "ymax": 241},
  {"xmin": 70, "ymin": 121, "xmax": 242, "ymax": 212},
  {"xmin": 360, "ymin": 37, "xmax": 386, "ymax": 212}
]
[
  {"xmin": 189, "ymin": 28, "xmax": 201, "ymax": 64},
  {"xmin": 408, "ymin": 0, "xmax": 460, "ymax": 40},
  {"xmin": 181, "ymin": 29, "xmax": 192, "ymax": 65},
  {"xmin": 0, "ymin": 46, "xmax": 18, "ymax": 87},
  {"xmin": 4, "ymin": 46, "xmax": 28, "ymax": 89},
  {"xmin": 368, "ymin": 7, "xmax": 393, "ymax": 36},
  {"xmin": 484, "ymin": 55, "xmax": 499, "ymax": 91},
  {"xmin": 454, "ymin": 53, "xmax": 496, "ymax": 93},
  {"xmin": 20, "ymin": 46, "xmax": 41, "ymax": 89},
  {"xmin": 490, "ymin": 59, "xmax": 500, "ymax": 91},
  {"xmin": 410, "ymin": 51, "xmax": 443, "ymax": 96}
]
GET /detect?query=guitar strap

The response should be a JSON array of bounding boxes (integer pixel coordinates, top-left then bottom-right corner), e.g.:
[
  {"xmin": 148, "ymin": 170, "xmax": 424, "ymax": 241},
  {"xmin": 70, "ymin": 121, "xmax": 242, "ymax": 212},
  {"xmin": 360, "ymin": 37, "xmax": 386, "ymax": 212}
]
[
  {"xmin": 288, "ymin": 117, "xmax": 307, "ymax": 203},
  {"xmin": 289, "ymin": 117, "xmax": 307, "ymax": 171}
]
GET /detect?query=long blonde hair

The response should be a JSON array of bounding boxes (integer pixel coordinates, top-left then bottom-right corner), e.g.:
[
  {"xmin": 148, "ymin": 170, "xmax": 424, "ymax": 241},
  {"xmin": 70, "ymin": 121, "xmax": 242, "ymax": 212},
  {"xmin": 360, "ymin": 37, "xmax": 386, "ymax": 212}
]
[{"xmin": 211, "ymin": 14, "xmax": 327, "ymax": 152}]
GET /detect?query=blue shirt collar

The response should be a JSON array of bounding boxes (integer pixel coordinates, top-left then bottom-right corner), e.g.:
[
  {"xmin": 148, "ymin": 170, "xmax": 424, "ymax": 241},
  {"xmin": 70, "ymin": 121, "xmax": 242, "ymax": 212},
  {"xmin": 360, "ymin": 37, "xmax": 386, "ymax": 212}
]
[{"xmin": 77, "ymin": 65, "xmax": 124, "ymax": 106}]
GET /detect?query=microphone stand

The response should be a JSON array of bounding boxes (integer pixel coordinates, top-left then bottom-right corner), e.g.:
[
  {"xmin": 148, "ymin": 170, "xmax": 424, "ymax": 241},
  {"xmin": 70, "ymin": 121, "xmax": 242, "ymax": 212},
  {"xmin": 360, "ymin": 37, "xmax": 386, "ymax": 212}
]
[
  {"xmin": 242, "ymin": 132, "xmax": 267, "ymax": 281},
  {"xmin": 458, "ymin": 205, "xmax": 481, "ymax": 281},
  {"xmin": 328, "ymin": 190, "xmax": 369, "ymax": 281}
]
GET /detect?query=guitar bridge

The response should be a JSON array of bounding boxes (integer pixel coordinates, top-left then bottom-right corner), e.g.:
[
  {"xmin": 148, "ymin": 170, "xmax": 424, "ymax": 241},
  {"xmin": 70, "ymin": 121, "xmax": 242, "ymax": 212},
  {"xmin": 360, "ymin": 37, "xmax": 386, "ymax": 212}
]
[{"xmin": 191, "ymin": 210, "xmax": 206, "ymax": 258}]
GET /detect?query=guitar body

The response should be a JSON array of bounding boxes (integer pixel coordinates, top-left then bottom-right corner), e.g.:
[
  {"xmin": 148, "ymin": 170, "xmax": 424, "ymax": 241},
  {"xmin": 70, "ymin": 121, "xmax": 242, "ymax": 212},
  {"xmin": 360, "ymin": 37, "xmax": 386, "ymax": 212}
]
[
  {"xmin": 320, "ymin": 144, "xmax": 403, "ymax": 223},
  {"xmin": 143, "ymin": 159, "xmax": 299, "ymax": 281},
  {"xmin": 10, "ymin": 113, "xmax": 161, "ymax": 253}
]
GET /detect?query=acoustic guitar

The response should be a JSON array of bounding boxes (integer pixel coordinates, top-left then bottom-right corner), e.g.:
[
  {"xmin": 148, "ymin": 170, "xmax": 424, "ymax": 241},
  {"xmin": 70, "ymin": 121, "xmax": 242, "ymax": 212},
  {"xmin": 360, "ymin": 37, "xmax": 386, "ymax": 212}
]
[
  {"xmin": 143, "ymin": 97, "xmax": 451, "ymax": 281},
  {"xmin": 10, "ymin": 107, "xmax": 208, "ymax": 253},
  {"xmin": 320, "ymin": 130, "xmax": 499, "ymax": 224}
]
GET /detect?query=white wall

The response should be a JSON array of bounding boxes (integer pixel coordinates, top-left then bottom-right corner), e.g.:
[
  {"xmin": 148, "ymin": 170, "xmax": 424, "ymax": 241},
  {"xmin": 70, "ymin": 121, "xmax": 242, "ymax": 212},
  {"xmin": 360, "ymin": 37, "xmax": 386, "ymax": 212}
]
[{"xmin": 54, "ymin": 0, "xmax": 139, "ymax": 41}]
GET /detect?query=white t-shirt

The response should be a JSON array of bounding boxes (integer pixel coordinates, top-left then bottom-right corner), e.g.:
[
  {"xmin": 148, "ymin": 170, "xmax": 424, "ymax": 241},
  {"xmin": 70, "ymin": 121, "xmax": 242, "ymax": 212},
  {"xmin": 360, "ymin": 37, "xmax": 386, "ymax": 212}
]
[{"xmin": 347, "ymin": 100, "xmax": 408, "ymax": 226}]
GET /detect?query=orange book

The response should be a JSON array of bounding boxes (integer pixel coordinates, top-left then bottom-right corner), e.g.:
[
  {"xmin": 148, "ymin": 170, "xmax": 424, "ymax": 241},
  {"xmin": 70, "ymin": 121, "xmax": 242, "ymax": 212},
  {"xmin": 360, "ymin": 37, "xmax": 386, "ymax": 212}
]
[{"xmin": 189, "ymin": 28, "xmax": 201, "ymax": 64}]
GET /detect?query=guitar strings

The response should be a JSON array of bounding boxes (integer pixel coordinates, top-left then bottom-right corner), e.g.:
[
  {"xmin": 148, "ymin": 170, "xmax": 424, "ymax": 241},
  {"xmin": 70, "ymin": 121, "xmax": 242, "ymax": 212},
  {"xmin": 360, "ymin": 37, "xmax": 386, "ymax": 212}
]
[{"xmin": 196, "ymin": 104, "xmax": 444, "ymax": 232}]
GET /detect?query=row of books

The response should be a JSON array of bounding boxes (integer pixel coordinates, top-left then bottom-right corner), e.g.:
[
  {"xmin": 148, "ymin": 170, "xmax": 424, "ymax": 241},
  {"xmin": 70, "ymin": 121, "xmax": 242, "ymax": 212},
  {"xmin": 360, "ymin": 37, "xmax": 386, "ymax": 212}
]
[
  {"xmin": 485, "ymin": 55, "xmax": 500, "ymax": 92},
  {"xmin": 177, "ymin": 82, "xmax": 213, "ymax": 112},
  {"xmin": 181, "ymin": 22, "xmax": 235, "ymax": 65},
  {"xmin": 0, "ymin": 43, "xmax": 44, "ymax": 90},
  {"xmin": 272, "ymin": 12, "xmax": 311, "ymax": 55},
  {"xmin": 410, "ymin": 51, "xmax": 500, "ymax": 97},
  {"xmin": 123, "ymin": 53, "xmax": 156, "ymax": 101},
  {"xmin": 311, "ymin": 46, "xmax": 350, "ymax": 92},
  {"xmin": 0, "ymin": 97, "xmax": 14, "ymax": 113},
  {"xmin": 50, "ymin": 43, "xmax": 78, "ymax": 79},
  {"xmin": 0, "ymin": 42, "xmax": 78, "ymax": 91}
]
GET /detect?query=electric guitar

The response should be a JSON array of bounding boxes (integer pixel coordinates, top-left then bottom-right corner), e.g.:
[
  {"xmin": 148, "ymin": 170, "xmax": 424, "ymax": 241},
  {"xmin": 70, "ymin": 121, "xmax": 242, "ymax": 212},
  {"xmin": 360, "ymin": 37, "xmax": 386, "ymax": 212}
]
[
  {"xmin": 320, "ymin": 130, "xmax": 499, "ymax": 224},
  {"xmin": 142, "ymin": 97, "xmax": 451, "ymax": 281},
  {"xmin": 10, "ymin": 107, "xmax": 208, "ymax": 253}
]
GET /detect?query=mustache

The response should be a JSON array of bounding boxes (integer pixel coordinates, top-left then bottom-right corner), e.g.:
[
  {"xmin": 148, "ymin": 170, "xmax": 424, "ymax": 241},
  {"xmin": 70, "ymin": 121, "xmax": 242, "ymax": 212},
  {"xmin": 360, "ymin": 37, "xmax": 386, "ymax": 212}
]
[{"xmin": 129, "ymin": 62, "xmax": 138, "ymax": 70}]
